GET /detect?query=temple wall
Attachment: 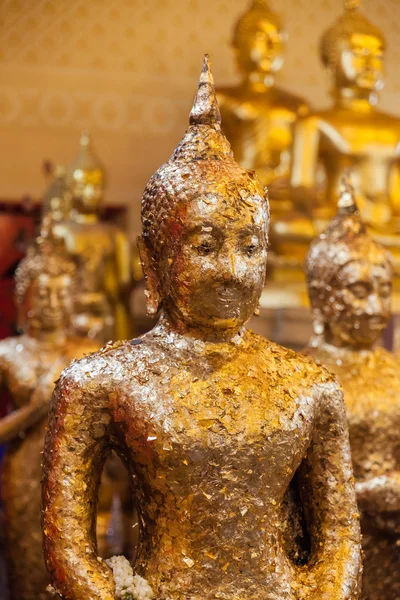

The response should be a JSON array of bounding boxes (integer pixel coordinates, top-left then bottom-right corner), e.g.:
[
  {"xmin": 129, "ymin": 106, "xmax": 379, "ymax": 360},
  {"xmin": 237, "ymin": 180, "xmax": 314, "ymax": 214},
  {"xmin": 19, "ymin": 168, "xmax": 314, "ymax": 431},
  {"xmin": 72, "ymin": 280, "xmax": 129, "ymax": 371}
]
[{"xmin": 0, "ymin": 0, "xmax": 399, "ymax": 233}]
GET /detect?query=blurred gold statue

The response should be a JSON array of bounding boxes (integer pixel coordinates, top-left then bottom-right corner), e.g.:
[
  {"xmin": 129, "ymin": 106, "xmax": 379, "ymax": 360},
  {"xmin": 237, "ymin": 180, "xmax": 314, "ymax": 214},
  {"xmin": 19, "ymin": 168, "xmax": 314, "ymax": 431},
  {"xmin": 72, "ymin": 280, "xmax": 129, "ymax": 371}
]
[
  {"xmin": 0, "ymin": 217, "xmax": 99, "ymax": 600},
  {"xmin": 305, "ymin": 174, "xmax": 400, "ymax": 600},
  {"xmin": 54, "ymin": 132, "xmax": 132, "ymax": 342},
  {"xmin": 217, "ymin": 0, "xmax": 313, "ymax": 280},
  {"xmin": 41, "ymin": 165, "xmax": 68, "ymax": 223},
  {"xmin": 42, "ymin": 56, "xmax": 361, "ymax": 600},
  {"xmin": 291, "ymin": 0, "xmax": 400, "ymax": 279}
]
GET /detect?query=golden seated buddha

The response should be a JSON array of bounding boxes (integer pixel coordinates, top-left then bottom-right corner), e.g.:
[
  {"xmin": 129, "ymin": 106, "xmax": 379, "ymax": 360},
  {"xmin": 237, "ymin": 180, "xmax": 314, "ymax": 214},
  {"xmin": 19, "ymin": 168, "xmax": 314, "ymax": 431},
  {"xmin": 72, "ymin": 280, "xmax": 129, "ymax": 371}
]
[
  {"xmin": 42, "ymin": 56, "xmax": 361, "ymax": 600},
  {"xmin": 54, "ymin": 132, "xmax": 132, "ymax": 342},
  {"xmin": 305, "ymin": 175, "xmax": 400, "ymax": 600},
  {"xmin": 216, "ymin": 0, "xmax": 314, "ymax": 282},
  {"xmin": 0, "ymin": 218, "xmax": 99, "ymax": 600},
  {"xmin": 291, "ymin": 0, "xmax": 400, "ymax": 284}
]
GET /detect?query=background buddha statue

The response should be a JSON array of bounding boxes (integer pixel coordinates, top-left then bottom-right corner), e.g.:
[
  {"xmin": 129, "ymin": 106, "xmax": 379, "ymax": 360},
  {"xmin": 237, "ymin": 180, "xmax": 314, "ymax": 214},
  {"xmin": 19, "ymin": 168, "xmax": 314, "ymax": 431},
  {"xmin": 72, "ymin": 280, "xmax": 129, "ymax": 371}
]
[
  {"xmin": 291, "ymin": 0, "xmax": 400, "ymax": 282},
  {"xmin": 41, "ymin": 165, "xmax": 68, "ymax": 223},
  {"xmin": 54, "ymin": 132, "xmax": 132, "ymax": 342},
  {"xmin": 42, "ymin": 56, "xmax": 361, "ymax": 600},
  {"xmin": 217, "ymin": 0, "xmax": 313, "ymax": 281},
  {"xmin": 304, "ymin": 175, "xmax": 400, "ymax": 600},
  {"xmin": 0, "ymin": 217, "xmax": 99, "ymax": 600}
]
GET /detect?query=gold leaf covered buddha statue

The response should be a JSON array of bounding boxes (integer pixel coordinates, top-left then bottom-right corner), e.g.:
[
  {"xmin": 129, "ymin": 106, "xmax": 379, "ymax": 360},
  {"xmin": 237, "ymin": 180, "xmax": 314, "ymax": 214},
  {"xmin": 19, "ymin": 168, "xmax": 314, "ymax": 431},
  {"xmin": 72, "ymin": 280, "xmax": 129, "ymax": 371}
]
[
  {"xmin": 41, "ymin": 165, "xmax": 68, "ymax": 223},
  {"xmin": 305, "ymin": 175, "xmax": 400, "ymax": 600},
  {"xmin": 217, "ymin": 0, "xmax": 313, "ymax": 282},
  {"xmin": 0, "ymin": 217, "xmax": 99, "ymax": 600},
  {"xmin": 291, "ymin": 0, "xmax": 400, "ymax": 281},
  {"xmin": 42, "ymin": 56, "xmax": 361, "ymax": 600},
  {"xmin": 54, "ymin": 132, "xmax": 132, "ymax": 342}
]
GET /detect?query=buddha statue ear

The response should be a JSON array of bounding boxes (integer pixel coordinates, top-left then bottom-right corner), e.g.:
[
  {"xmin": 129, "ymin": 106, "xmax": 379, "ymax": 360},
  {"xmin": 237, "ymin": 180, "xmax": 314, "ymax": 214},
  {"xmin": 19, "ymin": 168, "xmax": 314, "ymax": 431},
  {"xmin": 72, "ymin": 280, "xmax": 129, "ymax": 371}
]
[{"xmin": 137, "ymin": 236, "xmax": 161, "ymax": 316}]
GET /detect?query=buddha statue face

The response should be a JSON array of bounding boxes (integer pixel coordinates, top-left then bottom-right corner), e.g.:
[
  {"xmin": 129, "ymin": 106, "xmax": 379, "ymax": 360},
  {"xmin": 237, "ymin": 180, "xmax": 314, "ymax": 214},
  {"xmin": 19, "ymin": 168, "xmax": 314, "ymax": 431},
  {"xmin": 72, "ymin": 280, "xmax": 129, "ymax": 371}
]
[
  {"xmin": 24, "ymin": 273, "xmax": 74, "ymax": 333},
  {"xmin": 233, "ymin": 1, "xmax": 286, "ymax": 78},
  {"xmin": 15, "ymin": 216, "xmax": 77, "ymax": 335},
  {"xmin": 336, "ymin": 32, "xmax": 384, "ymax": 92},
  {"xmin": 306, "ymin": 177, "xmax": 392, "ymax": 348},
  {"xmin": 70, "ymin": 168, "xmax": 104, "ymax": 214},
  {"xmin": 320, "ymin": 2, "xmax": 386, "ymax": 95},
  {"xmin": 139, "ymin": 55, "xmax": 269, "ymax": 335},
  {"xmin": 310, "ymin": 247, "xmax": 391, "ymax": 348}
]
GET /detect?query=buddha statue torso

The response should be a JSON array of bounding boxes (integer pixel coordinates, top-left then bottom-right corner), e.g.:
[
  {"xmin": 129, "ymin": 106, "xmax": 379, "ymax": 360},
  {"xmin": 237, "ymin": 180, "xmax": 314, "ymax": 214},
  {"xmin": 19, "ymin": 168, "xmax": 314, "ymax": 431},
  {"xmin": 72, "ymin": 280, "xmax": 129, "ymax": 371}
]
[
  {"xmin": 55, "ymin": 133, "xmax": 131, "ymax": 342},
  {"xmin": 42, "ymin": 57, "xmax": 361, "ymax": 600},
  {"xmin": 291, "ymin": 1, "xmax": 400, "ymax": 276},
  {"xmin": 305, "ymin": 177, "xmax": 400, "ymax": 600}
]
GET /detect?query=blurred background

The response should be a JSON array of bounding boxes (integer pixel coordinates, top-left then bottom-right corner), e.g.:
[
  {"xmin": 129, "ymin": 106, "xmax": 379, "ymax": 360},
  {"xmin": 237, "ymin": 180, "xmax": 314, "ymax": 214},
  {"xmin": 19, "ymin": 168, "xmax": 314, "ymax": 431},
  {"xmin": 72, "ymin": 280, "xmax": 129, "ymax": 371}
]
[{"xmin": 1, "ymin": 0, "xmax": 400, "ymax": 234}]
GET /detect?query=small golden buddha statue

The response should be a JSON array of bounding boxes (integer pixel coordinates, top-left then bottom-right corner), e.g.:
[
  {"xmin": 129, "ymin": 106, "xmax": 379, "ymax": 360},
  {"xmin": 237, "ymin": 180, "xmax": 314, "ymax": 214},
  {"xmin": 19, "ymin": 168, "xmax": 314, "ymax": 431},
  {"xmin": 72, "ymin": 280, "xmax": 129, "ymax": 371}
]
[
  {"xmin": 0, "ymin": 217, "xmax": 99, "ymax": 600},
  {"xmin": 305, "ymin": 175, "xmax": 400, "ymax": 600},
  {"xmin": 54, "ymin": 132, "xmax": 132, "ymax": 342},
  {"xmin": 41, "ymin": 165, "xmax": 68, "ymax": 223},
  {"xmin": 216, "ymin": 0, "xmax": 314, "ymax": 281},
  {"xmin": 42, "ymin": 56, "xmax": 361, "ymax": 600},
  {"xmin": 291, "ymin": 0, "xmax": 400, "ymax": 278}
]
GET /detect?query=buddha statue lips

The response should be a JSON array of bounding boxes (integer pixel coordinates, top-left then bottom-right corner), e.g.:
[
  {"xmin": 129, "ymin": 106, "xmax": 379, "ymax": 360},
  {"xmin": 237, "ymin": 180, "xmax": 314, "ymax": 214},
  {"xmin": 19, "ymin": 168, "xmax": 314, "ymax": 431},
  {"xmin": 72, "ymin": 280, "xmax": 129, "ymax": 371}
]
[{"xmin": 42, "ymin": 56, "xmax": 361, "ymax": 600}]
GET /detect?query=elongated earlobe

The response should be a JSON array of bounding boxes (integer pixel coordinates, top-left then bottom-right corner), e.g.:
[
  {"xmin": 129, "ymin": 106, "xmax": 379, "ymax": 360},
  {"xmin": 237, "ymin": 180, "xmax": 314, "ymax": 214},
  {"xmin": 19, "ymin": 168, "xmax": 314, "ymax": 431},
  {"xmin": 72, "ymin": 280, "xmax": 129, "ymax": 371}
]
[{"xmin": 137, "ymin": 236, "xmax": 161, "ymax": 316}]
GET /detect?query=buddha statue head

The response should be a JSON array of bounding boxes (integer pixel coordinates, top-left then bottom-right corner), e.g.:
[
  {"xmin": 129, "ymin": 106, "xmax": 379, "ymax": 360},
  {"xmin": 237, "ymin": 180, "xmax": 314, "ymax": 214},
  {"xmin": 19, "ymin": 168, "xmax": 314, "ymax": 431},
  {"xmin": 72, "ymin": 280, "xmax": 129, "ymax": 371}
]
[
  {"xmin": 138, "ymin": 55, "xmax": 269, "ymax": 335},
  {"xmin": 66, "ymin": 132, "xmax": 105, "ymax": 215},
  {"xmin": 15, "ymin": 215, "xmax": 76, "ymax": 335},
  {"xmin": 320, "ymin": 0, "xmax": 385, "ymax": 97},
  {"xmin": 232, "ymin": 0, "xmax": 287, "ymax": 83},
  {"xmin": 305, "ymin": 173, "xmax": 392, "ymax": 349},
  {"xmin": 42, "ymin": 165, "xmax": 68, "ymax": 222}
]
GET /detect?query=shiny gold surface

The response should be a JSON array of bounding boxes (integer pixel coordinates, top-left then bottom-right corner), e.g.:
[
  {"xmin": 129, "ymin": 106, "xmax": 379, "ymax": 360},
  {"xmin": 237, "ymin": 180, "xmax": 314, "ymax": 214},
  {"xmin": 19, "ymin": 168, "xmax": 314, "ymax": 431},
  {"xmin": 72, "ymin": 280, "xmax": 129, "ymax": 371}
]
[
  {"xmin": 0, "ymin": 218, "xmax": 99, "ymax": 600},
  {"xmin": 291, "ymin": 0, "xmax": 400, "ymax": 281},
  {"xmin": 42, "ymin": 166, "xmax": 69, "ymax": 223},
  {"xmin": 42, "ymin": 56, "xmax": 361, "ymax": 600},
  {"xmin": 216, "ymin": 0, "xmax": 312, "ymax": 281},
  {"xmin": 54, "ymin": 132, "xmax": 132, "ymax": 342},
  {"xmin": 305, "ymin": 175, "xmax": 400, "ymax": 600}
]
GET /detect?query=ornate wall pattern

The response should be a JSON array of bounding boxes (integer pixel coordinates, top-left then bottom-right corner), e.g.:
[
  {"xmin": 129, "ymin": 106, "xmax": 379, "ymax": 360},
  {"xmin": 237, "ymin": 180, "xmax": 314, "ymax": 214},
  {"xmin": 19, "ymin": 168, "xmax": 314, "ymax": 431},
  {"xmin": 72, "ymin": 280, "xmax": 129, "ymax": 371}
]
[{"xmin": 1, "ymin": 0, "xmax": 399, "ymax": 231}]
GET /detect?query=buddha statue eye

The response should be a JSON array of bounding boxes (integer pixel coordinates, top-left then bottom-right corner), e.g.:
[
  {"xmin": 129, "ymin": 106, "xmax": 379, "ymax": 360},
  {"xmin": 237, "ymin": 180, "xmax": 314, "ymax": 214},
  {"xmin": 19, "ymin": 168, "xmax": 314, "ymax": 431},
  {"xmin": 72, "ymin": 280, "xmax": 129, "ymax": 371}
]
[
  {"xmin": 379, "ymin": 282, "xmax": 392, "ymax": 298},
  {"xmin": 348, "ymin": 282, "xmax": 370, "ymax": 300}
]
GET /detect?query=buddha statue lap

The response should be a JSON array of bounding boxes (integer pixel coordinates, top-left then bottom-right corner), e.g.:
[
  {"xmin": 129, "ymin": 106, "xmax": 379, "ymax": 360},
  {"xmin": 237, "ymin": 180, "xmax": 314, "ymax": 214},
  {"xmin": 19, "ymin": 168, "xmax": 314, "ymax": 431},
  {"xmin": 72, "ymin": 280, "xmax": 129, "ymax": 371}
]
[
  {"xmin": 216, "ymin": 0, "xmax": 314, "ymax": 283},
  {"xmin": 0, "ymin": 218, "xmax": 99, "ymax": 600},
  {"xmin": 42, "ymin": 56, "xmax": 361, "ymax": 600},
  {"xmin": 54, "ymin": 133, "xmax": 132, "ymax": 342},
  {"xmin": 304, "ymin": 175, "xmax": 400, "ymax": 600},
  {"xmin": 290, "ymin": 0, "xmax": 400, "ymax": 284}
]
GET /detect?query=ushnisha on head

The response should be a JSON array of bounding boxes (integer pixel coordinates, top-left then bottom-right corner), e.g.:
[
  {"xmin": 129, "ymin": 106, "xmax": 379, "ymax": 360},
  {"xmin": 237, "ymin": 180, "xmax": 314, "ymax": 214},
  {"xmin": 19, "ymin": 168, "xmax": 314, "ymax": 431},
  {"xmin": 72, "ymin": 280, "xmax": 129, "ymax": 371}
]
[
  {"xmin": 306, "ymin": 173, "xmax": 392, "ymax": 349},
  {"xmin": 15, "ymin": 215, "xmax": 76, "ymax": 334},
  {"xmin": 138, "ymin": 55, "xmax": 270, "ymax": 334},
  {"xmin": 232, "ymin": 0, "xmax": 287, "ymax": 79},
  {"xmin": 320, "ymin": 0, "xmax": 385, "ymax": 94},
  {"xmin": 66, "ymin": 132, "xmax": 106, "ymax": 214}
]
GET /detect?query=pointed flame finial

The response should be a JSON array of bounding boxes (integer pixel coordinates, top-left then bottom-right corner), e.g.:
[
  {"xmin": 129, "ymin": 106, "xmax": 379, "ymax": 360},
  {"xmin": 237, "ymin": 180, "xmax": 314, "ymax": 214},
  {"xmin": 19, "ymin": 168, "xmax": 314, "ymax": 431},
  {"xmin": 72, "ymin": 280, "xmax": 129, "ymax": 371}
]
[
  {"xmin": 80, "ymin": 130, "xmax": 91, "ymax": 149},
  {"xmin": 344, "ymin": 0, "xmax": 361, "ymax": 12},
  {"xmin": 189, "ymin": 54, "xmax": 221, "ymax": 128},
  {"xmin": 338, "ymin": 171, "xmax": 359, "ymax": 214}
]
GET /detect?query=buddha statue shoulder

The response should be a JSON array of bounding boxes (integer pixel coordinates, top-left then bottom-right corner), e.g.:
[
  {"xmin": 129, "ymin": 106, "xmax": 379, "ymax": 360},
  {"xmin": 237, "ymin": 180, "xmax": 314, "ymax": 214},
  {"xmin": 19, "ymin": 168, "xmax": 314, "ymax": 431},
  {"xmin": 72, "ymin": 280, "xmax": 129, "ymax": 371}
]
[
  {"xmin": 53, "ymin": 132, "xmax": 132, "ymax": 342},
  {"xmin": 0, "ymin": 217, "xmax": 99, "ymax": 600},
  {"xmin": 217, "ymin": 0, "xmax": 314, "ymax": 283},
  {"xmin": 290, "ymin": 0, "xmax": 400, "ymax": 259},
  {"xmin": 304, "ymin": 174, "xmax": 400, "ymax": 600},
  {"xmin": 42, "ymin": 56, "xmax": 361, "ymax": 600}
]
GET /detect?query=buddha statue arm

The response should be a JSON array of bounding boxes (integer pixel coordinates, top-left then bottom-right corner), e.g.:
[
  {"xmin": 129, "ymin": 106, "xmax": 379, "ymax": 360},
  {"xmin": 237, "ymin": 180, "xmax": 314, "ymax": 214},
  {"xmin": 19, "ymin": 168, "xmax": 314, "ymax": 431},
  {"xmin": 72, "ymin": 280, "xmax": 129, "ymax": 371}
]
[
  {"xmin": 0, "ymin": 357, "xmax": 48, "ymax": 444},
  {"xmin": 356, "ymin": 473, "xmax": 400, "ymax": 514},
  {"xmin": 42, "ymin": 369, "xmax": 116, "ymax": 599},
  {"xmin": 299, "ymin": 382, "xmax": 361, "ymax": 599}
]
